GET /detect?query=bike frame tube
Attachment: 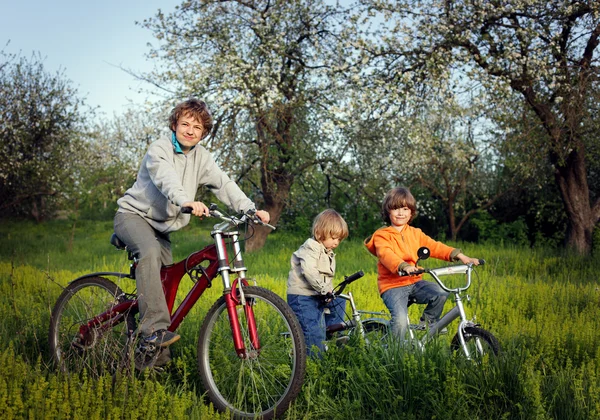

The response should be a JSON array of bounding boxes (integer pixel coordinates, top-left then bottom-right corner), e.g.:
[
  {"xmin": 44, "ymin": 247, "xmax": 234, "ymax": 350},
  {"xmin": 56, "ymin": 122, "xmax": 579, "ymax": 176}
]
[
  {"xmin": 167, "ymin": 245, "xmax": 220, "ymax": 330},
  {"xmin": 424, "ymin": 305, "xmax": 459, "ymax": 341},
  {"xmin": 79, "ymin": 243, "xmax": 221, "ymax": 336},
  {"xmin": 79, "ymin": 299, "xmax": 137, "ymax": 338},
  {"xmin": 81, "ymin": 213, "xmax": 261, "ymax": 358}
]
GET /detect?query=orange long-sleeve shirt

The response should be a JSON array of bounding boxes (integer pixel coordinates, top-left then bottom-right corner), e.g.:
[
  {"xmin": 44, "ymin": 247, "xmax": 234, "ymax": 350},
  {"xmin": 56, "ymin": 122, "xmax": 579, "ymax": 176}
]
[{"xmin": 364, "ymin": 225, "xmax": 459, "ymax": 295}]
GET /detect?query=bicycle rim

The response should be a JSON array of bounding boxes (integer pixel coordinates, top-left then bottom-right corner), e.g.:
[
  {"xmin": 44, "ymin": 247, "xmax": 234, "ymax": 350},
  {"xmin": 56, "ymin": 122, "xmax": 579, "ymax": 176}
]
[
  {"xmin": 198, "ymin": 286, "xmax": 306, "ymax": 419},
  {"xmin": 48, "ymin": 277, "xmax": 137, "ymax": 375}
]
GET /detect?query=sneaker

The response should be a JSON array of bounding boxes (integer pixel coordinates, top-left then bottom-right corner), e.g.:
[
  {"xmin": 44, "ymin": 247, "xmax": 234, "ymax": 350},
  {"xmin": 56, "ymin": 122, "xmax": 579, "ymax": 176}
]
[{"xmin": 142, "ymin": 329, "xmax": 181, "ymax": 348}]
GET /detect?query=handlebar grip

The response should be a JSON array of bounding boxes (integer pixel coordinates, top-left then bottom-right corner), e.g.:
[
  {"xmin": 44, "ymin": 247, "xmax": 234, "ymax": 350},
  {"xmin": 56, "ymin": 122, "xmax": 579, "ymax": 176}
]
[
  {"xmin": 344, "ymin": 270, "xmax": 364, "ymax": 283},
  {"xmin": 478, "ymin": 259, "xmax": 485, "ymax": 266},
  {"xmin": 182, "ymin": 206, "xmax": 193, "ymax": 214}
]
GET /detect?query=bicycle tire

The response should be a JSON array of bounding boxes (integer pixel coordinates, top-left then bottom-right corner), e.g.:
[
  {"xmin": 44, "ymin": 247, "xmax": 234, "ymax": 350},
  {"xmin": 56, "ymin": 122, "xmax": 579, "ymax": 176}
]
[
  {"xmin": 48, "ymin": 276, "xmax": 138, "ymax": 375},
  {"xmin": 360, "ymin": 318, "xmax": 388, "ymax": 339},
  {"xmin": 197, "ymin": 286, "xmax": 306, "ymax": 419},
  {"xmin": 362, "ymin": 319, "xmax": 389, "ymax": 334},
  {"xmin": 450, "ymin": 326, "xmax": 501, "ymax": 360}
]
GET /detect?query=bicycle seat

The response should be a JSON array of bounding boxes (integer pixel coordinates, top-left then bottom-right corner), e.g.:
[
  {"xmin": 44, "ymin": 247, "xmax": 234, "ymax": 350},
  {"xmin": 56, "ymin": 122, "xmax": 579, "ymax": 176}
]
[{"xmin": 110, "ymin": 233, "xmax": 127, "ymax": 250}]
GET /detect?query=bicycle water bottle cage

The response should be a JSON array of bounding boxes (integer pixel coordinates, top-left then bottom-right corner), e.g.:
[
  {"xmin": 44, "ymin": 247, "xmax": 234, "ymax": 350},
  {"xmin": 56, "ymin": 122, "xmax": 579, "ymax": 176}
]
[{"xmin": 189, "ymin": 265, "xmax": 211, "ymax": 287}]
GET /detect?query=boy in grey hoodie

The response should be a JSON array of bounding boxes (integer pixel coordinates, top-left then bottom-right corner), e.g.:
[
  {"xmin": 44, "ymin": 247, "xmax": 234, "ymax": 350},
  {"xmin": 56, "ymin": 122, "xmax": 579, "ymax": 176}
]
[{"xmin": 114, "ymin": 98, "xmax": 270, "ymax": 353}]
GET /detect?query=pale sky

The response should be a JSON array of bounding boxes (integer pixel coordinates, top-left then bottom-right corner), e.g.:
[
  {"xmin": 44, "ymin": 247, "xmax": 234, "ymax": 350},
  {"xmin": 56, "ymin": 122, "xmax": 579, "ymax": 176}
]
[{"xmin": 0, "ymin": 0, "xmax": 180, "ymax": 118}]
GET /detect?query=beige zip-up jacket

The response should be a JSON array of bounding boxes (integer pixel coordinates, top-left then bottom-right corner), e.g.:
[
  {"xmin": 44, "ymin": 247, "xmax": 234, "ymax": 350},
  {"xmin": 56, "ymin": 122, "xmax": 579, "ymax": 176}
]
[{"xmin": 287, "ymin": 238, "xmax": 336, "ymax": 296}]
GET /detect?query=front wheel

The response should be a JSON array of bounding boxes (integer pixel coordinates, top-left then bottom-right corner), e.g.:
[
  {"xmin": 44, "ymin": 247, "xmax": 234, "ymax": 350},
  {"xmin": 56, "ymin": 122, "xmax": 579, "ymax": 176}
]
[
  {"xmin": 197, "ymin": 286, "xmax": 306, "ymax": 419},
  {"xmin": 450, "ymin": 326, "xmax": 501, "ymax": 360},
  {"xmin": 48, "ymin": 276, "xmax": 138, "ymax": 375}
]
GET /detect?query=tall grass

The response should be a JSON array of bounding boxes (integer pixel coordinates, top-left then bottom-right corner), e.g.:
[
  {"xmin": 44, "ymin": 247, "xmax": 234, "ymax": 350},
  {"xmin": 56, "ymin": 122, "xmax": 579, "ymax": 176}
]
[{"xmin": 1, "ymin": 219, "xmax": 599, "ymax": 419}]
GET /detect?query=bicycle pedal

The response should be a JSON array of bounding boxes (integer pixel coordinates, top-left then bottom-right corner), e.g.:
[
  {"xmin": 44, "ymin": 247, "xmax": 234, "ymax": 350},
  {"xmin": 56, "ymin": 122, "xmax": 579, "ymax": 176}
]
[{"xmin": 134, "ymin": 344, "xmax": 160, "ymax": 371}]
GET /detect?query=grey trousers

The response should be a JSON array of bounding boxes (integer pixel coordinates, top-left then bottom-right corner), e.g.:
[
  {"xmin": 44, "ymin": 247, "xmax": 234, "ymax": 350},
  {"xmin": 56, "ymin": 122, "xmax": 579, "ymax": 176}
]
[{"xmin": 114, "ymin": 212, "xmax": 173, "ymax": 336}]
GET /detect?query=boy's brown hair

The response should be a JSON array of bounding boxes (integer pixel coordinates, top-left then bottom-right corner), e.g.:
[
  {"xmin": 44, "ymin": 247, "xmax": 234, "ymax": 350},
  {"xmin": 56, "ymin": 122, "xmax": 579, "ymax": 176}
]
[
  {"xmin": 169, "ymin": 98, "xmax": 213, "ymax": 139},
  {"xmin": 312, "ymin": 209, "xmax": 349, "ymax": 242},
  {"xmin": 381, "ymin": 187, "xmax": 417, "ymax": 225}
]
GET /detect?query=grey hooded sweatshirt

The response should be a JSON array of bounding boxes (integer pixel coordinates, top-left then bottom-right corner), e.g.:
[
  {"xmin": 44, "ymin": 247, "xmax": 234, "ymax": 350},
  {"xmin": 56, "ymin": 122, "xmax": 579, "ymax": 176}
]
[{"xmin": 117, "ymin": 135, "xmax": 254, "ymax": 233}]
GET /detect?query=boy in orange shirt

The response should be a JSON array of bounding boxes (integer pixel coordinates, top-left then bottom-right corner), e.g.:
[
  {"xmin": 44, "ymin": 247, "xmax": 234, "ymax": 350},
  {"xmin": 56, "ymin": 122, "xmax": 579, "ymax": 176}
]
[{"xmin": 364, "ymin": 187, "xmax": 480, "ymax": 340}]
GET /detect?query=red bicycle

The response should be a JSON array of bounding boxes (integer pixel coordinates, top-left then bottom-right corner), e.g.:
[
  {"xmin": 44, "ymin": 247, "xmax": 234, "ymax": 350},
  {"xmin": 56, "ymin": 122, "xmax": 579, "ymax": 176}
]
[{"xmin": 48, "ymin": 205, "xmax": 306, "ymax": 419}]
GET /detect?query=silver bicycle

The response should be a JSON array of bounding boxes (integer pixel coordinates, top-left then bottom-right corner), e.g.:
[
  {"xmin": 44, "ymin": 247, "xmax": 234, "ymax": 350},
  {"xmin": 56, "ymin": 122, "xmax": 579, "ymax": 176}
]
[
  {"xmin": 403, "ymin": 247, "xmax": 501, "ymax": 360},
  {"xmin": 325, "ymin": 247, "xmax": 501, "ymax": 361},
  {"xmin": 324, "ymin": 271, "xmax": 391, "ymax": 344}
]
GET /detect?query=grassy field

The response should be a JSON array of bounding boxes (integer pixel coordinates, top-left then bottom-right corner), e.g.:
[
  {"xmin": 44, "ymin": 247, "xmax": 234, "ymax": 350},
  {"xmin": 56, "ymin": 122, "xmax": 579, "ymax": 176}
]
[{"xmin": 1, "ymin": 218, "xmax": 599, "ymax": 419}]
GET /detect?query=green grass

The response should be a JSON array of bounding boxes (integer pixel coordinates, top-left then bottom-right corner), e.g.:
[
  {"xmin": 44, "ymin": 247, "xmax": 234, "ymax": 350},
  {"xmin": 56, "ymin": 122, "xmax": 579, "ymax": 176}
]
[{"xmin": 1, "ymin": 219, "xmax": 600, "ymax": 419}]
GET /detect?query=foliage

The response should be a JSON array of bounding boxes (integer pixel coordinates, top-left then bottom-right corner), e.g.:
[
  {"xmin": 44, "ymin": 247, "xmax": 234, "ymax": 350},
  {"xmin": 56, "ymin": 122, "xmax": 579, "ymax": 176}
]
[
  {"xmin": 0, "ymin": 49, "xmax": 89, "ymax": 221},
  {"xmin": 2, "ymin": 220, "xmax": 600, "ymax": 418},
  {"xmin": 469, "ymin": 211, "xmax": 529, "ymax": 246},
  {"xmin": 359, "ymin": 0, "xmax": 600, "ymax": 253},
  {"xmin": 137, "ymin": 0, "xmax": 360, "ymax": 250},
  {"xmin": 73, "ymin": 107, "xmax": 169, "ymax": 221}
]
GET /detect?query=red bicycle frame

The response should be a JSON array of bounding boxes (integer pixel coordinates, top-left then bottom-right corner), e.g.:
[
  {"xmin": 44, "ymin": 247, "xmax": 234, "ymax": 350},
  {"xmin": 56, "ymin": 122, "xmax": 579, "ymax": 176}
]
[{"xmin": 76, "ymin": 216, "xmax": 261, "ymax": 358}]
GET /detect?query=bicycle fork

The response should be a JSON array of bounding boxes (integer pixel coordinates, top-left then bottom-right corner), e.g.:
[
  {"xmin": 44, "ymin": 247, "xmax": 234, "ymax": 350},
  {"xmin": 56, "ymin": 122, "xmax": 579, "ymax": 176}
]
[
  {"xmin": 214, "ymin": 230, "xmax": 260, "ymax": 359},
  {"xmin": 413, "ymin": 293, "xmax": 478, "ymax": 359}
]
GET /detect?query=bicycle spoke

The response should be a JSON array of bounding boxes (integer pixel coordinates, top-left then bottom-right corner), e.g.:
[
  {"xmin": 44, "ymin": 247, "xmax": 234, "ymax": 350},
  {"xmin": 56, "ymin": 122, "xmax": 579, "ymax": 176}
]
[{"xmin": 198, "ymin": 286, "xmax": 305, "ymax": 419}]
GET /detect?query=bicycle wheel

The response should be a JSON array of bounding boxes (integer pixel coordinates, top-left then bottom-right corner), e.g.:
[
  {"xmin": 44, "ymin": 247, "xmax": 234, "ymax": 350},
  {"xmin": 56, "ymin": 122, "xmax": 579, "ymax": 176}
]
[
  {"xmin": 197, "ymin": 286, "xmax": 306, "ymax": 419},
  {"xmin": 361, "ymin": 318, "xmax": 389, "ymax": 340},
  {"xmin": 48, "ymin": 276, "xmax": 138, "ymax": 375},
  {"xmin": 450, "ymin": 326, "xmax": 501, "ymax": 360}
]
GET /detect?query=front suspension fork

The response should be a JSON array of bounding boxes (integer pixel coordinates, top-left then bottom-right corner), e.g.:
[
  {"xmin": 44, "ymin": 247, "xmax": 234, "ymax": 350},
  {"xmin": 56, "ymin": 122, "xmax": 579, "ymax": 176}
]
[{"xmin": 225, "ymin": 279, "xmax": 260, "ymax": 358}]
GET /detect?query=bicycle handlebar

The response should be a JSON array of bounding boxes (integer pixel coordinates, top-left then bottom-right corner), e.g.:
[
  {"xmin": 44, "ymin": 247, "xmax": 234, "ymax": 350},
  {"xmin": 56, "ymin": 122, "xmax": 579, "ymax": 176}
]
[
  {"xmin": 181, "ymin": 205, "xmax": 276, "ymax": 230},
  {"xmin": 399, "ymin": 259, "xmax": 485, "ymax": 277},
  {"xmin": 399, "ymin": 259, "xmax": 485, "ymax": 293},
  {"xmin": 333, "ymin": 270, "xmax": 364, "ymax": 296}
]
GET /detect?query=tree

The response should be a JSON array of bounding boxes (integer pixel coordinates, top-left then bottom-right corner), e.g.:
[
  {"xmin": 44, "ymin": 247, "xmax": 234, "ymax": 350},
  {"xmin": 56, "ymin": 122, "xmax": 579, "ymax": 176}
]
[
  {"xmin": 138, "ymin": 0, "xmax": 356, "ymax": 250},
  {"xmin": 0, "ymin": 50, "xmax": 88, "ymax": 221},
  {"xmin": 361, "ymin": 0, "xmax": 600, "ymax": 254},
  {"xmin": 344, "ymin": 83, "xmax": 518, "ymax": 241},
  {"xmin": 400, "ymin": 97, "xmax": 516, "ymax": 241},
  {"xmin": 75, "ymin": 107, "xmax": 166, "ymax": 219}
]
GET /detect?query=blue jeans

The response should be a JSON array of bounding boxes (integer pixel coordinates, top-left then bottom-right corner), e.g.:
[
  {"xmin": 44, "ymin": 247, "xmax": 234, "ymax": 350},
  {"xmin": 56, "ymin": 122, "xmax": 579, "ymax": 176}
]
[
  {"xmin": 381, "ymin": 280, "xmax": 448, "ymax": 340},
  {"xmin": 287, "ymin": 294, "xmax": 347, "ymax": 357}
]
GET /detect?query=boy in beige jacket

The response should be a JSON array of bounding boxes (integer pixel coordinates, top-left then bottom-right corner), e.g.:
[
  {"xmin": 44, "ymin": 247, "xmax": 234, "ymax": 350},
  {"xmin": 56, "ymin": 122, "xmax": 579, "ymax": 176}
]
[{"xmin": 287, "ymin": 209, "xmax": 348, "ymax": 356}]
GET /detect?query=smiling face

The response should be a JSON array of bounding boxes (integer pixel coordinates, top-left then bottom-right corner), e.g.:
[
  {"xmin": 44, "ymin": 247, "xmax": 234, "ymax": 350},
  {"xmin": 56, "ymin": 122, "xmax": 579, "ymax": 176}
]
[
  {"xmin": 173, "ymin": 113, "xmax": 205, "ymax": 153},
  {"xmin": 388, "ymin": 206, "xmax": 412, "ymax": 230}
]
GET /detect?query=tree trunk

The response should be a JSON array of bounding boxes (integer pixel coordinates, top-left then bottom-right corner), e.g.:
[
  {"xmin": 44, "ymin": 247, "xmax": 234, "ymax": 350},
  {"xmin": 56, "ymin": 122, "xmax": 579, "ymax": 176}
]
[
  {"xmin": 244, "ymin": 195, "xmax": 287, "ymax": 252},
  {"xmin": 554, "ymin": 147, "xmax": 596, "ymax": 254}
]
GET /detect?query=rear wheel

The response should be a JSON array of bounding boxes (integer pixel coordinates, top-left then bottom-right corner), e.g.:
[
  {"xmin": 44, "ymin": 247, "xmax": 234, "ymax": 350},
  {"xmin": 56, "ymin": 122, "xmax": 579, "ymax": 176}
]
[
  {"xmin": 197, "ymin": 286, "xmax": 306, "ymax": 419},
  {"xmin": 361, "ymin": 319, "xmax": 389, "ymax": 342},
  {"xmin": 450, "ymin": 326, "xmax": 500, "ymax": 361},
  {"xmin": 48, "ymin": 276, "xmax": 138, "ymax": 375}
]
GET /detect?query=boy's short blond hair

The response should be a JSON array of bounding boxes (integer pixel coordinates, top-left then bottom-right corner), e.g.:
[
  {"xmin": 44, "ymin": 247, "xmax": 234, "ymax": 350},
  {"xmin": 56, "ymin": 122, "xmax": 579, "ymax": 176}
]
[
  {"xmin": 169, "ymin": 98, "xmax": 213, "ymax": 139},
  {"xmin": 312, "ymin": 209, "xmax": 349, "ymax": 242},
  {"xmin": 382, "ymin": 187, "xmax": 417, "ymax": 224}
]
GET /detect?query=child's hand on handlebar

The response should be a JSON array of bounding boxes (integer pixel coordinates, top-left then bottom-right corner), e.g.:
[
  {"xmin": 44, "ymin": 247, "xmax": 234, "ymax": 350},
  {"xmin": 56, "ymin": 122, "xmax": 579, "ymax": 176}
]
[
  {"xmin": 456, "ymin": 253, "xmax": 481, "ymax": 266},
  {"xmin": 182, "ymin": 201, "xmax": 210, "ymax": 217},
  {"xmin": 322, "ymin": 291, "xmax": 335, "ymax": 303},
  {"xmin": 403, "ymin": 265, "xmax": 421, "ymax": 274},
  {"xmin": 254, "ymin": 210, "xmax": 270, "ymax": 224}
]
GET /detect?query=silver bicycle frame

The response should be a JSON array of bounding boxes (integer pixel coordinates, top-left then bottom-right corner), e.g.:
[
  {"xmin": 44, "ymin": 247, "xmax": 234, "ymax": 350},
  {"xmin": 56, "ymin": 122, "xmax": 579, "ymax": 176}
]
[{"xmin": 408, "ymin": 263, "xmax": 479, "ymax": 358}]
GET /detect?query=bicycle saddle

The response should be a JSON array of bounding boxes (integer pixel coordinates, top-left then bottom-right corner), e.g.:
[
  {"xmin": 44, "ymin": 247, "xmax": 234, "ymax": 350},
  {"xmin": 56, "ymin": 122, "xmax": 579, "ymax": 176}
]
[{"xmin": 110, "ymin": 233, "xmax": 127, "ymax": 250}]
